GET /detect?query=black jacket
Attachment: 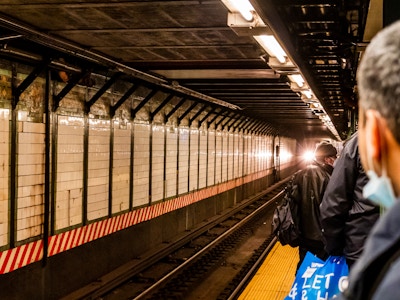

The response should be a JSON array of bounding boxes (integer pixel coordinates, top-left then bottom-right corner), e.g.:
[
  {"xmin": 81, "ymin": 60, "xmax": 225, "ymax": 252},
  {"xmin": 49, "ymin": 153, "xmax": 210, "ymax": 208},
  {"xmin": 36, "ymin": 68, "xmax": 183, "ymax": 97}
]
[
  {"xmin": 338, "ymin": 199, "xmax": 400, "ymax": 300},
  {"xmin": 320, "ymin": 133, "xmax": 380, "ymax": 261},
  {"xmin": 292, "ymin": 161, "xmax": 333, "ymax": 246}
]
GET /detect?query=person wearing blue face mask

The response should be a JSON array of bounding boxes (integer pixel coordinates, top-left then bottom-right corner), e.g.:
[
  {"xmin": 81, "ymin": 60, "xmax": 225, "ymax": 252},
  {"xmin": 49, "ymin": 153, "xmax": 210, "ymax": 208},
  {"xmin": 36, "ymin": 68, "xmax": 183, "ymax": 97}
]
[
  {"xmin": 362, "ymin": 134, "xmax": 397, "ymax": 209},
  {"xmin": 337, "ymin": 20, "xmax": 400, "ymax": 300}
]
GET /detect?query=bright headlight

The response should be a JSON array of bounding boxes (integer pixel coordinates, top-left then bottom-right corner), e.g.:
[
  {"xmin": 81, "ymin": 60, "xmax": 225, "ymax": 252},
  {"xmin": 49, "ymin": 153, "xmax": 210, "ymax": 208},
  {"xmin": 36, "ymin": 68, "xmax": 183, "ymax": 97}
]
[{"xmin": 302, "ymin": 150, "xmax": 314, "ymax": 162}]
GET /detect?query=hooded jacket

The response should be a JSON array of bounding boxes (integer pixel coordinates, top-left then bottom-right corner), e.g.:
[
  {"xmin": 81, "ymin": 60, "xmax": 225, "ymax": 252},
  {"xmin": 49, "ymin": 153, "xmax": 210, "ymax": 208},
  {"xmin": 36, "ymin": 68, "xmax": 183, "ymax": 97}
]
[
  {"xmin": 320, "ymin": 133, "xmax": 380, "ymax": 261},
  {"xmin": 291, "ymin": 160, "xmax": 333, "ymax": 246}
]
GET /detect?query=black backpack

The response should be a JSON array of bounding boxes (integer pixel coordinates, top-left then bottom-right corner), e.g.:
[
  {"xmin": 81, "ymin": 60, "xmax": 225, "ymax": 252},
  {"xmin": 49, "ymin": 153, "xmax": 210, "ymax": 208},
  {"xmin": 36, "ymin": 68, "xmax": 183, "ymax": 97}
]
[{"xmin": 271, "ymin": 175, "xmax": 299, "ymax": 247}]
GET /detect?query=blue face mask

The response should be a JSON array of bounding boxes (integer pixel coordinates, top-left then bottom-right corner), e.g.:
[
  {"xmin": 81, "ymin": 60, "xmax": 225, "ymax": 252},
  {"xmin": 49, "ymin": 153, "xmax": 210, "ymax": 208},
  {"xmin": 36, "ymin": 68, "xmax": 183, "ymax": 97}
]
[
  {"xmin": 362, "ymin": 118, "xmax": 397, "ymax": 210},
  {"xmin": 363, "ymin": 170, "xmax": 397, "ymax": 209}
]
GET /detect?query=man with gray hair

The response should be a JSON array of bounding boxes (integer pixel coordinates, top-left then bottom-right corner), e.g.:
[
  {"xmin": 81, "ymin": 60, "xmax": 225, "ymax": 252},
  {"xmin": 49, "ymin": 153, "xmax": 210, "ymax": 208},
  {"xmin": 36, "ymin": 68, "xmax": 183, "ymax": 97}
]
[{"xmin": 338, "ymin": 20, "xmax": 400, "ymax": 299}]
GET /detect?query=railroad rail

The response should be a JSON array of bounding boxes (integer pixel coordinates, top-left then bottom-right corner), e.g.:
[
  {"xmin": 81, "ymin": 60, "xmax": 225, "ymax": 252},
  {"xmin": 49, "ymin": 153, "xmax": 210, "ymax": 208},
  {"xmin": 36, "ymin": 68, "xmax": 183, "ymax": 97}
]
[{"xmin": 64, "ymin": 177, "xmax": 291, "ymax": 300}]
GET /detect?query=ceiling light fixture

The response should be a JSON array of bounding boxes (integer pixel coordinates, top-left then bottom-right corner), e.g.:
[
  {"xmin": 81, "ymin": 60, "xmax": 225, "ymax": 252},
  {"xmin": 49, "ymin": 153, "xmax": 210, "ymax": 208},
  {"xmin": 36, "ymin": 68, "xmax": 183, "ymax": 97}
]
[
  {"xmin": 309, "ymin": 102, "xmax": 321, "ymax": 109},
  {"xmin": 230, "ymin": 0, "xmax": 255, "ymax": 21},
  {"xmin": 301, "ymin": 90, "xmax": 313, "ymax": 99},
  {"xmin": 254, "ymin": 35, "xmax": 287, "ymax": 64},
  {"xmin": 222, "ymin": 0, "xmax": 341, "ymax": 140},
  {"xmin": 288, "ymin": 74, "xmax": 305, "ymax": 88}
]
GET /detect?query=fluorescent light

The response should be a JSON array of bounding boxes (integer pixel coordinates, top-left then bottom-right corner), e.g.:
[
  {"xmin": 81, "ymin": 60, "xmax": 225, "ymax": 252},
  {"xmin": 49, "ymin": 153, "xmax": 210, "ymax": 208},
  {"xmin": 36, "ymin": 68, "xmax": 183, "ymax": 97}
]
[
  {"xmin": 309, "ymin": 102, "xmax": 321, "ymax": 109},
  {"xmin": 254, "ymin": 35, "xmax": 287, "ymax": 63},
  {"xmin": 231, "ymin": 0, "xmax": 255, "ymax": 21},
  {"xmin": 301, "ymin": 90, "xmax": 313, "ymax": 99},
  {"xmin": 288, "ymin": 74, "xmax": 304, "ymax": 87}
]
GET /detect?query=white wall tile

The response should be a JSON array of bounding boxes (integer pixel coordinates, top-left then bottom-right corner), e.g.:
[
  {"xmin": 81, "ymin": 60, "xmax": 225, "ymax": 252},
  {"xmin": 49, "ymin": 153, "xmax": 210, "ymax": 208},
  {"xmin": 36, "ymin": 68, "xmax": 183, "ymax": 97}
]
[
  {"xmin": 215, "ymin": 131, "xmax": 222, "ymax": 184},
  {"xmin": 237, "ymin": 133, "xmax": 243, "ymax": 178},
  {"xmin": 227, "ymin": 133, "xmax": 234, "ymax": 180},
  {"xmin": 55, "ymin": 116, "xmax": 84, "ymax": 230},
  {"xmin": 165, "ymin": 129, "xmax": 177, "ymax": 198},
  {"xmin": 178, "ymin": 128, "xmax": 189, "ymax": 194},
  {"xmin": 151, "ymin": 125, "xmax": 164, "ymax": 202},
  {"xmin": 221, "ymin": 131, "xmax": 228, "ymax": 182},
  {"xmin": 17, "ymin": 121, "xmax": 45, "ymax": 242},
  {"xmin": 189, "ymin": 129, "xmax": 198, "ymax": 191},
  {"xmin": 207, "ymin": 131, "xmax": 215, "ymax": 186},
  {"xmin": 133, "ymin": 123, "xmax": 150, "ymax": 207},
  {"xmin": 4, "ymin": 91, "xmax": 300, "ymax": 243},
  {"xmin": 198, "ymin": 131, "xmax": 207, "ymax": 189}
]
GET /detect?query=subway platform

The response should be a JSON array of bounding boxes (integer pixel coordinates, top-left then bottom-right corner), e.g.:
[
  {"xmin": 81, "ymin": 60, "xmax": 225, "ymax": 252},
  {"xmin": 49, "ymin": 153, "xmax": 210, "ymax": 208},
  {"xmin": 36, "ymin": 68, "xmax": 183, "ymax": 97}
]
[{"xmin": 239, "ymin": 242, "xmax": 298, "ymax": 300}]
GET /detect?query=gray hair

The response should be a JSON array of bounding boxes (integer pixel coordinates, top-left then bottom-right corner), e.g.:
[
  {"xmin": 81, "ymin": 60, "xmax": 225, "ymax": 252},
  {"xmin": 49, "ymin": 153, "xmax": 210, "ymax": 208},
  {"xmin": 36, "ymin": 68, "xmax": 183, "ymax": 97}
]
[{"xmin": 357, "ymin": 20, "xmax": 400, "ymax": 143}]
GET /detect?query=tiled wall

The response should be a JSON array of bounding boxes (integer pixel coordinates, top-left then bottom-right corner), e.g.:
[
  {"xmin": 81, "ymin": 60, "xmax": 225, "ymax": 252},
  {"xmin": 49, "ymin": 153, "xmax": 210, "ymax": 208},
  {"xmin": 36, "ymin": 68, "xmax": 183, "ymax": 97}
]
[
  {"xmin": 112, "ymin": 122, "xmax": 131, "ymax": 214},
  {"xmin": 207, "ymin": 131, "xmax": 215, "ymax": 186},
  {"xmin": 243, "ymin": 135, "xmax": 249, "ymax": 175},
  {"xmin": 236, "ymin": 133, "xmax": 243, "ymax": 178},
  {"xmin": 227, "ymin": 132, "xmax": 234, "ymax": 181},
  {"xmin": 189, "ymin": 129, "xmax": 198, "ymax": 191},
  {"xmin": 56, "ymin": 116, "xmax": 84, "ymax": 230},
  {"xmin": 17, "ymin": 121, "xmax": 45, "ymax": 242},
  {"xmin": 0, "ymin": 62, "xmax": 298, "ymax": 251},
  {"xmin": 178, "ymin": 128, "xmax": 189, "ymax": 194},
  {"xmin": 133, "ymin": 123, "xmax": 150, "ymax": 207},
  {"xmin": 279, "ymin": 137, "xmax": 297, "ymax": 165},
  {"xmin": 165, "ymin": 128, "xmax": 178, "ymax": 198},
  {"xmin": 259, "ymin": 136, "xmax": 264, "ymax": 171},
  {"xmin": 221, "ymin": 131, "xmax": 228, "ymax": 182},
  {"xmin": 152, "ymin": 125, "xmax": 165, "ymax": 202},
  {"xmin": 87, "ymin": 119, "xmax": 110, "ymax": 221},
  {"xmin": 0, "ymin": 110, "xmax": 9, "ymax": 247},
  {"xmin": 215, "ymin": 131, "xmax": 222, "ymax": 184},
  {"xmin": 255, "ymin": 135, "xmax": 261, "ymax": 172},
  {"xmin": 198, "ymin": 129, "xmax": 207, "ymax": 189},
  {"xmin": 250, "ymin": 135, "xmax": 256, "ymax": 173},
  {"xmin": 3, "ymin": 109, "xmax": 296, "ymax": 245}
]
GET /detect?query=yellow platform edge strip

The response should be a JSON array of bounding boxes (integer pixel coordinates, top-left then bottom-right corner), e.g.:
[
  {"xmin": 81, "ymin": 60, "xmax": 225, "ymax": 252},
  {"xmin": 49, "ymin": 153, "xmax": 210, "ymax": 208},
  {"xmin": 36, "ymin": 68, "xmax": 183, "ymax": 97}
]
[{"xmin": 238, "ymin": 242, "xmax": 298, "ymax": 300}]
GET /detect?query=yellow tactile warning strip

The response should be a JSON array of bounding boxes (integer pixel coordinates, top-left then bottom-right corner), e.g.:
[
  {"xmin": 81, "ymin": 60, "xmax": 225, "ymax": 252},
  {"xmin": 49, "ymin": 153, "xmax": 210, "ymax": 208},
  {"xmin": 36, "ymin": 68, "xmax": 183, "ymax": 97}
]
[{"xmin": 238, "ymin": 242, "xmax": 298, "ymax": 300}]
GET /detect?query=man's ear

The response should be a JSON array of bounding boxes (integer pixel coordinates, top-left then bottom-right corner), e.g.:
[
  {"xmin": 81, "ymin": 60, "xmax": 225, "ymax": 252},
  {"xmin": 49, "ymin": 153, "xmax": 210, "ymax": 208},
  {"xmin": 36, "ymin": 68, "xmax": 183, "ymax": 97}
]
[{"xmin": 365, "ymin": 109, "xmax": 382, "ymax": 172}]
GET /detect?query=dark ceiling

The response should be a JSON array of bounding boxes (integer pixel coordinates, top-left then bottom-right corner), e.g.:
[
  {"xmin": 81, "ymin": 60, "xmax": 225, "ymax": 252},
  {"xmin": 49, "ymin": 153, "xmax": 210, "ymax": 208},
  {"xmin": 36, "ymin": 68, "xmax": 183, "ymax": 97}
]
[{"xmin": 0, "ymin": 0, "xmax": 377, "ymax": 141}]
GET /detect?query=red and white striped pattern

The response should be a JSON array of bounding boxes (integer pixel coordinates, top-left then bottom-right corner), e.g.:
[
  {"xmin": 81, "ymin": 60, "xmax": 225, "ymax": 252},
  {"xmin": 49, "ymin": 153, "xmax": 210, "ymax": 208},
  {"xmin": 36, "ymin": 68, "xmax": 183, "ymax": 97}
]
[
  {"xmin": 0, "ymin": 175, "xmax": 260, "ymax": 274},
  {"xmin": 0, "ymin": 240, "xmax": 43, "ymax": 274}
]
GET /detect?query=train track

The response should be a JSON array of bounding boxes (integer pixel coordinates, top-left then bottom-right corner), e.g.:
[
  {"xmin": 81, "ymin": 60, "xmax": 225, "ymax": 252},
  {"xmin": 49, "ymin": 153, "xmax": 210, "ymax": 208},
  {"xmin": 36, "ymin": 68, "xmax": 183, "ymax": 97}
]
[{"xmin": 65, "ymin": 178, "xmax": 290, "ymax": 300}]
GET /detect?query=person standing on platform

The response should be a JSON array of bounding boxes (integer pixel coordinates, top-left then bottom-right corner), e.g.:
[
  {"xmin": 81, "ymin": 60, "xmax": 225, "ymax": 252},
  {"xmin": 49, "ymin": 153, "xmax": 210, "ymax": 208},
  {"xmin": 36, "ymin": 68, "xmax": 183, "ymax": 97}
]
[
  {"xmin": 320, "ymin": 132, "xmax": 380, "ymax": 269},
  {"xmin": 290, "ymin": 142, "xmax": 337, "ymax": 269},
  {"xmin": 338, "ymin": 20, "xmax": 400, "ymax": 299}
]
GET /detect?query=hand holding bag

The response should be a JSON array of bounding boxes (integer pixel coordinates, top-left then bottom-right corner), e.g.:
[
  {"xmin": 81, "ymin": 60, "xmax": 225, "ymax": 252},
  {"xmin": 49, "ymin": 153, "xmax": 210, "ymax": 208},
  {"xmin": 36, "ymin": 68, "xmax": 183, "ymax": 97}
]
[{"xmin": 285, "ymin": 252, "xmax": 349, "ymax": 300}]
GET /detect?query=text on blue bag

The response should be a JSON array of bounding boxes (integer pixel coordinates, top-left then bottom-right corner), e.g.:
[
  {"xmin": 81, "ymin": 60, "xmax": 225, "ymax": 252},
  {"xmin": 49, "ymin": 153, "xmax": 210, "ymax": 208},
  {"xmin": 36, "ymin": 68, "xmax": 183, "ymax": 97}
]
[{"xmin": 285, "ymin": 254, "xmax": 348, "ymax": 300}]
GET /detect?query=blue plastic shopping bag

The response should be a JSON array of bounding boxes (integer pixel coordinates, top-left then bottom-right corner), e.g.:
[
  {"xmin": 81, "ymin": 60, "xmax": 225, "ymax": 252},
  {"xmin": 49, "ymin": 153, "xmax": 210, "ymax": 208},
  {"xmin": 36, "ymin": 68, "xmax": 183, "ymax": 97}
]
[{"xmin": 285, "ymin": 252, "xmax": 349, "ymax": 300}]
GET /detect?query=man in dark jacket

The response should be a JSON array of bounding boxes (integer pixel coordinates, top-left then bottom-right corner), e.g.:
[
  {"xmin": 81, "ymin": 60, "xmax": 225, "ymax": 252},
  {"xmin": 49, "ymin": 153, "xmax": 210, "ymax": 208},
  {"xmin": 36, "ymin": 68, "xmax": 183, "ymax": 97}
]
[
  {"xmin": 291, "ymin": 142, "xmax": 337, "ymax": 268},
  {"xmin": 320, "ymin": 132, "xmax": 380, "ymax": 269},
  {"xmin": 338, "ymin": 20, "xmax": 400, "ymax": 299}
]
